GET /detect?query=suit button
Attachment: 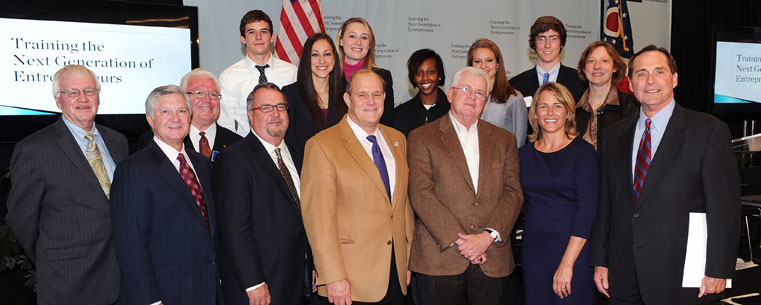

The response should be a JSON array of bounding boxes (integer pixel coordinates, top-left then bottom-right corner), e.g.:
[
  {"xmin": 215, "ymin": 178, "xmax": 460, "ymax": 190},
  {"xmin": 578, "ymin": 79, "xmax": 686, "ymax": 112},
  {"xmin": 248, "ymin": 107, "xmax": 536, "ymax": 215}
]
[
  {"xmin": 387, "ymin": 240, "xmax": 392, "ymax": 245},
  {"xmin": 470, "ymin": 225, "xmax": 475, "ymax": 229},
  {"xmin": 475, "ymin": 200, "xmax": 479, "ymax": 206},
  {"xmin": 633, "ymin": 213, "xmax": 640, "ymax": 218}
]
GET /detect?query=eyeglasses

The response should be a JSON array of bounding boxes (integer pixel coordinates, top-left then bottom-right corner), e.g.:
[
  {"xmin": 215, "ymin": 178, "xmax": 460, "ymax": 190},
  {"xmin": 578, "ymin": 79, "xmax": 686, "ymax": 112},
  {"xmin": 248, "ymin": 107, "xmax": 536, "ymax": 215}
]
[
  {"xmin": 186, "ymin": 90, "xmax": 222, "ymax": 100},
  {"xmin": 536, "ymin": 36, "xmax": 560, "ymax": 44},
  {"xmin": 59, "ymin": 88, "xmax": 99, "ymax": 98},
  {"xmin": 451, "ymin": 86, "xmax": 487, "ymax": 101},
  {"xmin": 252, "ymin": 103, "xmax": 289, "ymax": 113}
]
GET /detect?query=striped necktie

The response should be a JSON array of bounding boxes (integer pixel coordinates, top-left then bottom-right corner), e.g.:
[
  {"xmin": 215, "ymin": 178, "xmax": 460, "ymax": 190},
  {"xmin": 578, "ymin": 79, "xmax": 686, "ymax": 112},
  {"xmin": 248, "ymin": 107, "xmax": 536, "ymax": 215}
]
[
  {"xmin": 256, "ymin": 64, "xmax": 269, "ymax": 83},
  {"xmin": 634, "ymin": 119, "xmax": 652, "ymax": 202},
  {"xmin": 85, "ymin": 133, "xmax": 111, "ymax": 198}
]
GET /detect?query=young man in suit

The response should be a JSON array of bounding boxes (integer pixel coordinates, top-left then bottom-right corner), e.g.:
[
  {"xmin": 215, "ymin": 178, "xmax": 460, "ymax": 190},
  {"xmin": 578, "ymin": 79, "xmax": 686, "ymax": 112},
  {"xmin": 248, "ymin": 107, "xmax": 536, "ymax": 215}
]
[
  {"xmin": 510, "ymin": 16, "xmax": 586, "ymax": 101},
  {"xmin": 301, "ymin": 69, "xmax": 414, "ymax": 305},
  {"xmin": 7, "ymin": 65, "xmax": 127, "ymax": 305},
  {"xmin": 590, "ymin": 45, "xmax": 740, "ymax": 305},
  {"xmin": 407, "ymin": 67, "xmax": 523, "ymax": 305},
  {"xmin": 138, "ymin": 68, "xmax": 242, "ymax": 160},
  {"xmin": 213, "ymin": 82, "xmax": 311, "ymax": 305},
  {"xmin": 111, "ymin": 85, "xmax": 223, "ymax": 305}
]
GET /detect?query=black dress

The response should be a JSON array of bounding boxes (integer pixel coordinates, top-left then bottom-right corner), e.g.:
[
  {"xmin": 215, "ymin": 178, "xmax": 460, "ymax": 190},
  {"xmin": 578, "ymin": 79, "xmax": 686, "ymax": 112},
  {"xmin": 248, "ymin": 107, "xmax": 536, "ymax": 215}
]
[
  {"xmin": 392, "ymin": 88, "xmax": 449, "ymax": 137},
  {"xmin": 283, "ymin": 81, "xmax": 344, "ymax": 155}
]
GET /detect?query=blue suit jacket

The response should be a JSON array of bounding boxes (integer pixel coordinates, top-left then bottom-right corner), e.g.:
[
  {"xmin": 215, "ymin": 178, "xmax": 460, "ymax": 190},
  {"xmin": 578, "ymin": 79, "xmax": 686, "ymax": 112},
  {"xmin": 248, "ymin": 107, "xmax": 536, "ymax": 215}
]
[{"xmin": 111, "ymin": 140, "xmax": 223, "ymax": 305}]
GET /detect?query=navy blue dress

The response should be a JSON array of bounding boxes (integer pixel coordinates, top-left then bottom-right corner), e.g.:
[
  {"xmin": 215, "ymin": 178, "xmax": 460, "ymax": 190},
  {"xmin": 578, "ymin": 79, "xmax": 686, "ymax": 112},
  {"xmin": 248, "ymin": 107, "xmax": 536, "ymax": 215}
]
[{"xmin": 519, "ymin": 137, "xmax": 599, "ymax": 305}]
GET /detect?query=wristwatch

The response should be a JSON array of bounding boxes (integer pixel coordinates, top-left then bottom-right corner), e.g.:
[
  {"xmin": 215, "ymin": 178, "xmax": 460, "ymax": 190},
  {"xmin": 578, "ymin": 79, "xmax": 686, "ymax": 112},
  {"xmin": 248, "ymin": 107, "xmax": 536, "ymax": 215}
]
[{"xmin": 484, "ymin": 228, "xmax": 502, "ymax": 242}]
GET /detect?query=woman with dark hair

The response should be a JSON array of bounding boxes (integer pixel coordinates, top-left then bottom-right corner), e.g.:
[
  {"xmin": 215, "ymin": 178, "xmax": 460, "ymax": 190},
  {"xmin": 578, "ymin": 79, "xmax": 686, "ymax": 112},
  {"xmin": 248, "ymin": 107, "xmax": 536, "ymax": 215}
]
[
  {"xmin": 393, "ymin": 49, "xmax": 449, "ymax": 137},
  {"xmin": 519, "ymin": 82, "xmax": 598, "ymax": 305},
  {"xmin": 467, "ymin": 38, "xmax": 528, "ymax": 147},
  {"xmin": 336, "ymin": 17, "xmax": 395, "ymax": 126},
  {"xmin": 575, "ymin": 41, "xmax": 638, "ymax": 150},
  {"xmin": 283, "ymin": 32, "xmax": 345, "ymax": 153}
]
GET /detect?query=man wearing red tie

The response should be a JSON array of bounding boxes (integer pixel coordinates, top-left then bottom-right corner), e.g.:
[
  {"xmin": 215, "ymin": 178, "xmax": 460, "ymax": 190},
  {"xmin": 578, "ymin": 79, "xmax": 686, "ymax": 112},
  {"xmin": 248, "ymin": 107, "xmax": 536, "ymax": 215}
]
[
  {"xmin": 111, "ymin": 85, "xmax": 223, "ymax": 305},
  {"xmin": 590, "ymin": 45, "xmax": 740, "ymax": 305}
]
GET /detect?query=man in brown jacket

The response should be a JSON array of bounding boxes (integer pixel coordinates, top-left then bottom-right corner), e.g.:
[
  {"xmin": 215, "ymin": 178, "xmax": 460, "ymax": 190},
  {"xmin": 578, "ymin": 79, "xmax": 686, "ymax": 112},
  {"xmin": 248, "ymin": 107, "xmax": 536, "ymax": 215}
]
[
  {"xmin": 407, "ymin": 66, "xmax": 523, "ymax": 305},
  {"xmin": 301, "ymin": 69, "xmax": 415, "ymax": 305}
]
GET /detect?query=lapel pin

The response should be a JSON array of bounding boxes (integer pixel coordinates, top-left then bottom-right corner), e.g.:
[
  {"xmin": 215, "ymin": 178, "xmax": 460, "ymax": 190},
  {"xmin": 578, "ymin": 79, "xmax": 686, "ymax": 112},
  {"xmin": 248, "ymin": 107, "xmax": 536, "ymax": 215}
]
[{"xmin": 393, "ymin": 141, "xmax": 399, "ymax": 146}]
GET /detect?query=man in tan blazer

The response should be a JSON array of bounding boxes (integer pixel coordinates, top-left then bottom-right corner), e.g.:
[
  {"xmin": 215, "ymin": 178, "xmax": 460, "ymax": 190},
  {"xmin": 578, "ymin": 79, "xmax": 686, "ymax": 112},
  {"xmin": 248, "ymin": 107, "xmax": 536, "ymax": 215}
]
[
  {"xmin": 301, "ymin": 69, "xmax": 414, "ymax": 305},
  {"xmin": 407, "ymin": 67, "xmax": 523, "ymax": 305}
]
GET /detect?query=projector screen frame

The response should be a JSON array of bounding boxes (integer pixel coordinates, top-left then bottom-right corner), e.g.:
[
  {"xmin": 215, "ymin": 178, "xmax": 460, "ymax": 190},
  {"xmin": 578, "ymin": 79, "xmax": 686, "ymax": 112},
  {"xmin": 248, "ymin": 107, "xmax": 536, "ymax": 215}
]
[
  {"xmin": 0, "ymin": 0, "xmax": 199, "ymax": 143},
  {"xmin": 710, "ymin": 25, "xmax": 761, "ymax": 116}
]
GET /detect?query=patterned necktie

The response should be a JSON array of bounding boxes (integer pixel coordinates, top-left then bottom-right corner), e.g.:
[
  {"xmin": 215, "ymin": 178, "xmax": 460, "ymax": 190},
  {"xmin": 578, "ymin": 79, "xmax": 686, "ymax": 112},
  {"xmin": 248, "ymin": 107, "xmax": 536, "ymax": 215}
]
[
  {"xmin": 366, "ymin": 135, "xmax": 391, "ymax": 203},
  {"xmin": 256, "ymin": 64, "xmax": 270, "ymax": 83},
  {"xmin": 199, "ymin": 131, "xmax": 212, "ymax": 158},
  {"xmin": 542, "ymin": 72, "xmax": 550, "ymax": 85},
  {"xmin": 85, "ymin": 133, "xmax": 111, "ymax": 198},
  {"xmin": 274, "ymin": 148, "xmax": 300, "ymax": 206},
  {"xmin": 634, "ymin": 119, "xmax": 652, "ymax": 202},
  {"xmin": 177, "ymin": 153, "xmax": 209, "ymax": 228}
]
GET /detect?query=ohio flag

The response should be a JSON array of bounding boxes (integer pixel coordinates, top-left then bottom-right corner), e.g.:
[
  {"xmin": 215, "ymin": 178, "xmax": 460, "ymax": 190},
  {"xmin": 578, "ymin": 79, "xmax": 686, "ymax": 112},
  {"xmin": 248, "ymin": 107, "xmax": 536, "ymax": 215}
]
[{"xmin": 603, "ymin": 0, "xmax": 635, "ymax": 58}]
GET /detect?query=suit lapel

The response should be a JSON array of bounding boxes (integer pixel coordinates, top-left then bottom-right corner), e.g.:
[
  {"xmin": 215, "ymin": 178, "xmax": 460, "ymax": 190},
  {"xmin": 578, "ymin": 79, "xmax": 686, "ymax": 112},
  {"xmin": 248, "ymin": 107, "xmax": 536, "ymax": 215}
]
[
  {"xmin": 99, "ymin": 125, "xmax": 126, "ymax": 164},
  {"xmin": 245, "ymin": 134, "xmax": 301, "ymax": 212},
  {"xmin": 339, "ymin": 118, "xmax": 392, "ymax": 205},
  {"xmin": 54, "ymin": 118, "xmax": 107, "ymax": 198},
  {"xmin": 439, "ymin": 117, "xmax": 475, "ymax": 193},
  {"xmin": 476, "ymin": 123, "xmax": 494, "ymax": 196},
  {"xmin": 637, "ymin": 105, "xmax": 686, "ymax": 205},
  {"xmin": 618, "ymin": 114, "xmax": 638, "ymax": 206},
  {"xmin": 188, "ymin": 150, "xmax": 217, "ymax": 235},
  {"xmin": 149, "ymin": 143, "xmax": 209, "ymax": 228}
]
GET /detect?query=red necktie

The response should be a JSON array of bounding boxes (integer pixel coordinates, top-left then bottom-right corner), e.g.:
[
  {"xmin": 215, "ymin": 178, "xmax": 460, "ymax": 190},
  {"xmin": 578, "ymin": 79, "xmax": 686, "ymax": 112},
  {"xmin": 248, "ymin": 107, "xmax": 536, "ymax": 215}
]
[
  {"xmin": 177, "ymin": 153, "xmax": 209, "ymax": 228},
  {"xmin": 634, "ymin": 119, "xmax": 652, "ymax": 202},
  {"xmin": 199, "ymin": 131, "xmax": 212, "ymax": 158}
]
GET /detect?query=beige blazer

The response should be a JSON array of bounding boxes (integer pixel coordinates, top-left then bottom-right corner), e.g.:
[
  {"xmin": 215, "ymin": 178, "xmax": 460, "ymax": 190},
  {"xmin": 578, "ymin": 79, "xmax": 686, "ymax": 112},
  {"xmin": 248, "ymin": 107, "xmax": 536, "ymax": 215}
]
[
  {"xmin": 407, "ymin": 115, "xmax": 523, "ymax": 277},
  {"xmin": 301, "ymin": 116, "xmax": 414, "ymax": 302}
]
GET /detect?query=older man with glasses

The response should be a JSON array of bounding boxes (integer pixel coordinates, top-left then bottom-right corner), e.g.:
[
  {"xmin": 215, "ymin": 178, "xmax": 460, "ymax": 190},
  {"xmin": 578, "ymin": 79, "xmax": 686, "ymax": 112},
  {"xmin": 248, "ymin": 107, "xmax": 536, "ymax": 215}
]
[{"xmin": 7, "ymin": 64, "xmax": 127, "ymax": 305}]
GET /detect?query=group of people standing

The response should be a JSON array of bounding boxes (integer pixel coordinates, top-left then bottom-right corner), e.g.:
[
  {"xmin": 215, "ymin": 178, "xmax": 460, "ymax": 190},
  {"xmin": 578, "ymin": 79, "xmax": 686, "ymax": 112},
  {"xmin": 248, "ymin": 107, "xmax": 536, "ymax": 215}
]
[{"xmin": 5, "ymin": 8, "xmax": 741, "ymax": 305}]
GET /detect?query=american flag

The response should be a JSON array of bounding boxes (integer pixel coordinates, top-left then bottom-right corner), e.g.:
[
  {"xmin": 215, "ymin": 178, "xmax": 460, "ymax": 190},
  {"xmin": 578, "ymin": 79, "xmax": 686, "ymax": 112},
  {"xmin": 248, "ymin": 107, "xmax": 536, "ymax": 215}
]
[
  {"xmin": 275, "ymin": 0, "xmax": 326, "ymax": 65},
  {"xmin": 603, "ymin": 0, "xmax": 634, "ymax": 58}
]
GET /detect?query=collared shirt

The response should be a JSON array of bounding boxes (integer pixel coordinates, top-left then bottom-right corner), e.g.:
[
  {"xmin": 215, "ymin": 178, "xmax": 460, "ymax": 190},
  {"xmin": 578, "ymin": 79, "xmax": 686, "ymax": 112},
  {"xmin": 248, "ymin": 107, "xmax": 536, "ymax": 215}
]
[
  {"xmin": 536, "ymin": 62, "xmax": 561, "ymax": 85},
  {"xmin": 346, "ymin": 115, "xmax": 397, "ymax": 202},
  {"xmin": 631, "ymin": 99, "xmax": 676, "ymax": 179},
  {"xmin": 61, "ymin": 116, "xmax": 117, "ymax": 181},
  {"xmin": 153, "ymin": 136, "xmax": 198, "ymax": 179},
  {"xmin": 189, "ymin": 123, "xmax": 217, "ymax": 154},
  {"xmin": 577, "ymin": 85, "xmax": 620, "ymax": 150},
  {"xmin": 448, "ymin": 112, "xmax": 480, "ymax": 191},
  {"xmin": 219, "ymin": 54, "xmax": 297, "ymax": 137},
  {"xmin": 251, "ymin": 131, "xmax": 301, "ymax": 197}
]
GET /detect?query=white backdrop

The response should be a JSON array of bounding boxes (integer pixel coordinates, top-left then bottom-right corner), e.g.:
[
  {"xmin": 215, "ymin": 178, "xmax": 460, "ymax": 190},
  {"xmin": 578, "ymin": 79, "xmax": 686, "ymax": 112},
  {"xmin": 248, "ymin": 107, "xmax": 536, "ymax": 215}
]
[{"xmin": 183, "ymin": 0, "xmax": 670, "ymax": 105}]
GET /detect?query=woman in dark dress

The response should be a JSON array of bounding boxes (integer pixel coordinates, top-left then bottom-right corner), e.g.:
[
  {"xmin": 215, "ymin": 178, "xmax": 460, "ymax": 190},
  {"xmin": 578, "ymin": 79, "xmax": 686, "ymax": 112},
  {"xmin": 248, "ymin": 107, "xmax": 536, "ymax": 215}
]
[
  {"xmin": 393, "ymin": 48, "xmax": 449, "ymax": 137},
  {"xmin": 336, "ymin": 17, "xmax": 395, "ymax": 126},
  {"xmin": 282, "ymin": 33, "xmax": 345, "ymax": 154},
  {"xmin": 575, "ymin": 41, "xmax": 639, "ymax": 150},
  {"xmin": 519, "ymin": 82, "xmax": 598, "ymax": 305}
]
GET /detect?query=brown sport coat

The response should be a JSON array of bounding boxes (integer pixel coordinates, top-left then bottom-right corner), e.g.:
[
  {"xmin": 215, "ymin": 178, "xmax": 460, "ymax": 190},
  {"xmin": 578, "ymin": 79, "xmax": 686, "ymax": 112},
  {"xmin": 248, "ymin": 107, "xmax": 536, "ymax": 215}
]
[
  {"xmin": 301, "ymin": 116, "xmax": 415, "ymax": 302},
  {"xmin": 408, "ymin": 115, "xmax": 523, "ymax": 277}
]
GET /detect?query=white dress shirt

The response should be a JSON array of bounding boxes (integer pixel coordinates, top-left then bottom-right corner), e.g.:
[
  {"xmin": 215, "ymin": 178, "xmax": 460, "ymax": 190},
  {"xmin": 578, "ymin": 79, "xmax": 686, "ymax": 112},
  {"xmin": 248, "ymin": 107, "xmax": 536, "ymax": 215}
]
[
  {"xmin": 536, "ymin": 62, "xmax": 561, "ymax": 85},
  {"xmin": 631, "ymin": 99, "xmax": 676, "ymax": 179},
  {"xmin": 448, "ymin": 112, "xmax": 480, "ymax": 191},
  {"xmin": 219, "ymin": 54, "xmax": 297, "ymax": 137},
  {"xmin": 188, "ymin": 123, "xmax": 217, "ymax": 153},
  {"xmin": 346, "ymin": 116, "xmax": 397, "ymax": 202}
]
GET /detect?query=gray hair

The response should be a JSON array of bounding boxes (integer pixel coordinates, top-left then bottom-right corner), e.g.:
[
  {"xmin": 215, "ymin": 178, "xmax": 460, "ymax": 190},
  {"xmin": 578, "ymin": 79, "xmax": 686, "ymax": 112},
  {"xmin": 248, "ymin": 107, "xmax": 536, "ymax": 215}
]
[
  {"xmin": 180, "ymin": 68, "xmax": 221, "ymax": 92},
  {"xmin": 145, "ymin": 85, "xmax": 191, "ymax": 119},
  {"xmin": 451, "ymin": 66, "xmax": 492, "ymax": 94},
  {"xmin": 345, "ymin": 68, "xmax": 385, "ymax": 94},
  {"xmin": 52, "ymin": 65, "xmax": 101, "ymax": 97},
  {"xmin": 246, "ymin": 82, "xmax": 285, "ymax": 110}
]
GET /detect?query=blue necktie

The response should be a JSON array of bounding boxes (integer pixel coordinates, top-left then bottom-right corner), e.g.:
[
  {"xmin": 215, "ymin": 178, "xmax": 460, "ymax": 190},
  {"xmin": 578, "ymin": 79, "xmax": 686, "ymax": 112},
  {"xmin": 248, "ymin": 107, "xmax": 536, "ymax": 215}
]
[
  {"xmin": 542, "ymin": 72, "xmax": 550, "ymax": 85},
  {"xmin": 366, "ymin": 135, "xmax": 391, "ymax": 203}
]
